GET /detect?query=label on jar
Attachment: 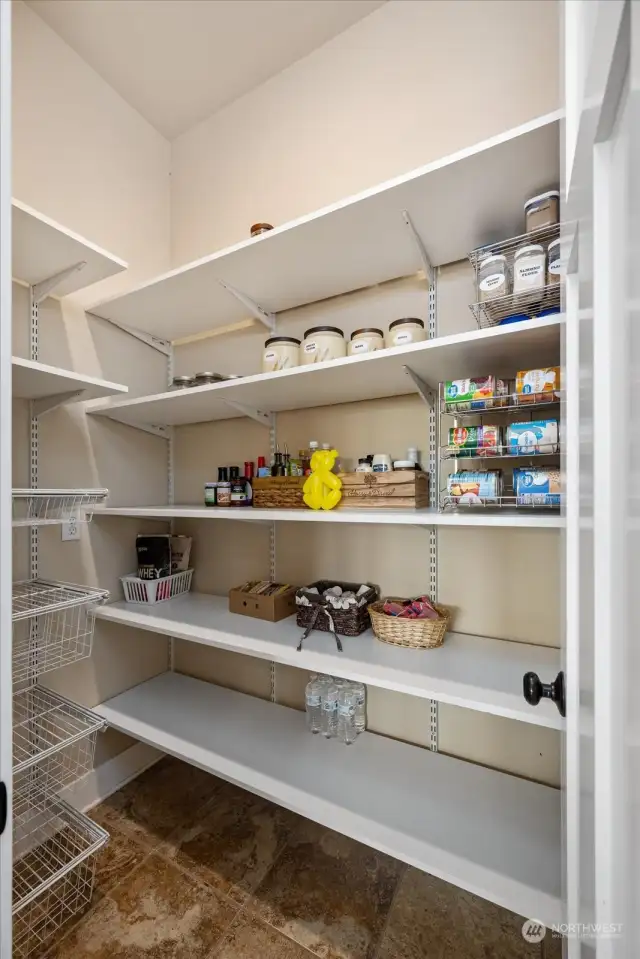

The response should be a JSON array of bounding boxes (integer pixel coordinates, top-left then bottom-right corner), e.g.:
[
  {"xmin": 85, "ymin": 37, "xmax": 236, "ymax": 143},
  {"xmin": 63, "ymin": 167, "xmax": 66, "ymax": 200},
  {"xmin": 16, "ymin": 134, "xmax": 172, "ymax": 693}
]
[
  {"xmin": 372, "ymin": 464, "xmax": 390, "ymax": 472},
  {"xmin": 479, "ymin": 273, "xmax": 506, "ymax": 293},
  {"xmin": 217, "ymin": 486, "xmax": 231, "ymax": 505},
  {"xmin": 264, "ymin": 350, "xmax": 277, "ymax": 362},
  {"xmin": 548, "ymin": 259, "xmax": 563, "ymax": 275},
  {"xmin": 394, "ymin": 331, "xmax": 414, "ymax": 345},
  {"xmin": 351, "ymin": 340, "xmax": 370, "ymax": 353},
  {"xmin": 304, "ymin": 341, "xmax": 317, "ymax": 354},
  {"xmin": 515, "ymin": 261, "xmax": 544, "ymax": 288}
]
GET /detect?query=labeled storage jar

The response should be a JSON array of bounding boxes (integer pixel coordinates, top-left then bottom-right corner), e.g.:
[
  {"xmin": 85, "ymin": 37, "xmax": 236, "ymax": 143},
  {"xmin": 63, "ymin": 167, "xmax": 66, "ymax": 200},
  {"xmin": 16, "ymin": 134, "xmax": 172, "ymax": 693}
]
[
  {"xmin": 348, "ymin": 328, "xmax": 384, "ymax": 356},
  {"xmin": 387, "ymin": 318, "xmax": 426, "ymax": 348},
  {"xmin": 262, "ymin": 336, "xmax": 301, "ymax": 373},
  {"xmin": 301, "ymin": 326, "xmax": 347, "ymax": 365},
  {"xmin": 513, "ymin": 244, "xmax": 546, "ymax": 294},
  {"xmin": 524, "ymin": 190, "xmax": 560, "ymax": 232},
  {"xmin": 547, "ymin": 238, "xmax": 563, "ymax": 284},
  {"xmin": 478, "ymin": 255, "xmax": 509, "ymax": 302}
]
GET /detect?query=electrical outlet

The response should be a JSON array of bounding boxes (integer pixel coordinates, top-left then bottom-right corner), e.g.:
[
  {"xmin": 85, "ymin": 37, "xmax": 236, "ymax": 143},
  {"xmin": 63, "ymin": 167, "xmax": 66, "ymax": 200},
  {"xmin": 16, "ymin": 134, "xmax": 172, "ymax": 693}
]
[{"xmin": 61, "ymin": 515, "xmax": 80, "ymax": 541}]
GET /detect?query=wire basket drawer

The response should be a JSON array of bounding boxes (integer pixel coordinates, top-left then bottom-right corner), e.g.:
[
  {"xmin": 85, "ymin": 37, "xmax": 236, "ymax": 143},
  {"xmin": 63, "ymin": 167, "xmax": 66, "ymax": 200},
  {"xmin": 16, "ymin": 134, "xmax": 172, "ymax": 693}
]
[{"xmin": 121, "ymin": 569, "xmax": 194, "ymax": 605}]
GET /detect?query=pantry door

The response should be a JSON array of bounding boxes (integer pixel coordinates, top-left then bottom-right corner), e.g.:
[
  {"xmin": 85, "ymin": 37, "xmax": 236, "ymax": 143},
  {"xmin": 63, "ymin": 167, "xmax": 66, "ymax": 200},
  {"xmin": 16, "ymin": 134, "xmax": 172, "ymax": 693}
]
[
  {"xmin": 0, "ymin": 0, "xmax": 11, "ymax": 950},
  {"xmin": 563, "ymin": 1, "xmax": 639, "ymax": 956}
]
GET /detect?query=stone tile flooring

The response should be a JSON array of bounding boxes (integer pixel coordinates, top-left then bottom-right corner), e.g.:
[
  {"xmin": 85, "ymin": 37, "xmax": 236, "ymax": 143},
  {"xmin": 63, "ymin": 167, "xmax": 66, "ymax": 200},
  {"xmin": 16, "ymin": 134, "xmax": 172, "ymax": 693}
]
[{"xmin": 37, "ymin": 756, "xmax": 562, "ymax": 958}]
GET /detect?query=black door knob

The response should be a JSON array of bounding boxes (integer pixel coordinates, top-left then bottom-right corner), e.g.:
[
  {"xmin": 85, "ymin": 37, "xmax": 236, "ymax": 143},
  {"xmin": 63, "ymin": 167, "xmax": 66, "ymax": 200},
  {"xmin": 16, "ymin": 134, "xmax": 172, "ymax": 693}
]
[{"xmin": 523, "ymin": 670, "xmax": 566, "ymax": 717}]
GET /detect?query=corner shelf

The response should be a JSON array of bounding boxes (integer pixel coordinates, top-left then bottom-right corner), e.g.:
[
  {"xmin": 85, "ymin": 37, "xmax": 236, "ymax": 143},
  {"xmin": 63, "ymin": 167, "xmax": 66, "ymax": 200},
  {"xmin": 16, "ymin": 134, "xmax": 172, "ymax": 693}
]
[
  {"xmin": 95, "ymin": 593, "xmax": 564, "ymax": 729},
  {"xmin": 12, "ymin": 357, "xmax": 127, "ymax": 414}
]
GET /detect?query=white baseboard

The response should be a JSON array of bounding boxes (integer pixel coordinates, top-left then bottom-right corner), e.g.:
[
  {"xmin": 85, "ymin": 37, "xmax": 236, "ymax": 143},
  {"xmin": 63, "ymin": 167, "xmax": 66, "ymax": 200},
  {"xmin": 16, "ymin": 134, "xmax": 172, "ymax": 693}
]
[{"xmin": 60, "ymin": 742, "xmax": 165, "ymax": 813}]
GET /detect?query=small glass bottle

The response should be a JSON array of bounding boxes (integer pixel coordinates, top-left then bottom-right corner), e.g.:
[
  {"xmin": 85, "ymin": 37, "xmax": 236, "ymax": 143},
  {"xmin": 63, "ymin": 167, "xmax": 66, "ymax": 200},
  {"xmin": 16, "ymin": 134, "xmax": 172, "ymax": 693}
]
[
  {"xmin": 305, "ymin": 678, "xmax": 323, "ymax": 734},
  {"xmin": 243, "ymin": 462, "xmax": 254, "ymax": 507},
  {"xmin": 216, "ymin": 467, "xmax": 231, "ymax": 506},
  {"xmin": 230, "ymin": 466, "xmax": 247, "ymax": 506},
  {"xmin": 337, "ymin": 688, "xmax": 358, "ymax": 745},
  {"xmin": 321, "ymin": 684, "xmax": 339, "ymax": 738}
]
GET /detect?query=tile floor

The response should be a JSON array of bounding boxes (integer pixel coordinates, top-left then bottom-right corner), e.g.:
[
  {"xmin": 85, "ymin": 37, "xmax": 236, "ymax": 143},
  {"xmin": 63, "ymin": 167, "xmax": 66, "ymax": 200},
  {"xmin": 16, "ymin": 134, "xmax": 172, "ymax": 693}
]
[{"xmin": 35, "ymin": 756, "xmax": 562, "ymax": 959}]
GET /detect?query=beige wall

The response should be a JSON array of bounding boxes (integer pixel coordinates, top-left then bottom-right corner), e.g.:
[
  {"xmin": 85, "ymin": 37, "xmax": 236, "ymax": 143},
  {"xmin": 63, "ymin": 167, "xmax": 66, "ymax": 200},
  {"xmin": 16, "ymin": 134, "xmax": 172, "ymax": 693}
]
[
  {"xmin": 12, "ymin": 0, "xmax": 172, "ymax": 762},
  {"xmin": 171, "ymin": 0, "xmax": 560, "ymax": 264}
]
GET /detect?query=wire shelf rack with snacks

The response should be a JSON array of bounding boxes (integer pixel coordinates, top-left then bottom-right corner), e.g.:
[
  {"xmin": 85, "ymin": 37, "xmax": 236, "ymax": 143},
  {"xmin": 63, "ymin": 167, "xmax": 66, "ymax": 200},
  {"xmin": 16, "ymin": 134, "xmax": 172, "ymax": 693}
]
[
  {"xmin": 12, "ymin": 489, "xmax": 109, "ymax": 527},
  {"xmin": 468, "ymin": 223, "xmax": 563, "ymax": 329},
  {"xmin": 12, "ymin": 580, "xmax": 108, "ymax": 688},
  {"xmin": 12, "ymin": 784, "xmax": 108, "ymax": 959}
]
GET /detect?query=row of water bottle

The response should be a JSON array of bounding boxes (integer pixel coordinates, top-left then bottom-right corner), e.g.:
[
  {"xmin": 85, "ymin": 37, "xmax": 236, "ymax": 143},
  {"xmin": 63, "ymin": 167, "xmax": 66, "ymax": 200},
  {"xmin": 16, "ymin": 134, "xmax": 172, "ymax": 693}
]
[{"xmin": 305, "ymin": 674, "xmax": 366, "ymax": 745}]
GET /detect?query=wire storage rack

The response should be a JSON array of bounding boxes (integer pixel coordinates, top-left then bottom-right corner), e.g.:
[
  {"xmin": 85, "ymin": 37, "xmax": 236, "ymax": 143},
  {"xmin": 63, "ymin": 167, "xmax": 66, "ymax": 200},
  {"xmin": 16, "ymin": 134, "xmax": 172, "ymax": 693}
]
[
  {"xmin": 468, "ymin": 223, "xmax": 562, "ymax": 329},
  {"xmin": 12, "ymin": 784, "xmax": 108, "ymax": 959},
  {"xmin": 12, "ymin": 581, "xmax": 108, "ymax": 688},
  {"xmin": 12, "ymin": 489, "xmax": 109, "ymax": 527},
  {"xmin": 13, "ymin": 687, "xmax": 105, "ymax": 793}
]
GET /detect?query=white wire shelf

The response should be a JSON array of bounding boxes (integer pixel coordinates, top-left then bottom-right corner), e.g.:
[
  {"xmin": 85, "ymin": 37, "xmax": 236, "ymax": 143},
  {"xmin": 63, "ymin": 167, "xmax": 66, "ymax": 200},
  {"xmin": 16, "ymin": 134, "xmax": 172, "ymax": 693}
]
[
  {"xmin": 470, "ymin": 288, "xmax": 562, "ymax": 330},
  {"xmin": 441, "ymin": 442, "xmax": 560, "ymax": 462},
  {"xmin": 12, "ymin": 489, "xmax": 109, "ymax": 527},
  {"xmin": 13, "ymin": 687, "xmax": 104, "ymax": 790},
  {"xmin": 468, "ymin": 222, "xmax": 561, "ymax": 272},
  {"xmin": 13, "ymin": 785, "xmax": 108, "ymax": 958},
  {"xmin": 12, "ymin": 581, "xmax": 108, "ymax": 687},
  {"xmin": 441, "ymin": 391, "xmax": 562, "ymax": 416}
]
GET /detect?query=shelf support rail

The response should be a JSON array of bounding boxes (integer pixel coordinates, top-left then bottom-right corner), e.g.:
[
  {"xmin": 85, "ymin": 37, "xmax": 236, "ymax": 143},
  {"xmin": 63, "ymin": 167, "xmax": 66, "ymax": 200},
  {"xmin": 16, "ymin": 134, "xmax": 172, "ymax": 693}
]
[
  {"xmin": 216, "ymin": 278, "xmax": 276, "ymax": 333},
  {"xmin": 403, "ymin": 366, "xmax": 436, "ymax": 407},
  {"xmin": 32, "ymin": 390, "xmax": 84, "ymax": 417},
  {"xmin": 401, "ymin": 210, "xmax": 434, "ymax": 287},
  {"xmin": 427, "ymin": 274, "xmax": 439, "ymax": 752},
  {"xmin": 221, "ymin": 400, "xmax": 273, "ymax": 428},
  {"xmin": 31, "ymin": 261, "xmax": 86, "ymax": 306},
  {"xmin": 86, "ymin": 312, "xmax": 172, "ymax": 356}
]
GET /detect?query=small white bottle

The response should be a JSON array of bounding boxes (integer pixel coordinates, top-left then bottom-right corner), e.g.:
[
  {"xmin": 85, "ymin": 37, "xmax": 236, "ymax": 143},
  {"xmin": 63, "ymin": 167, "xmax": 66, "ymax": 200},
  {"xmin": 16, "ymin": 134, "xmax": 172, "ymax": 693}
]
[
  {"xmin": 322, "ymin": 684, "xmax": 339, "ymax": 738},
  {"xmin": 305, "ymin": 678, "xmax": 323, "ymax": 734},
  {"xmin": 372, "ymin": 453, "xmax": 392, "ymax": 473},
  {"xmin": 337, "ymin": 688, "xmax": 358, "ymax": 745}
]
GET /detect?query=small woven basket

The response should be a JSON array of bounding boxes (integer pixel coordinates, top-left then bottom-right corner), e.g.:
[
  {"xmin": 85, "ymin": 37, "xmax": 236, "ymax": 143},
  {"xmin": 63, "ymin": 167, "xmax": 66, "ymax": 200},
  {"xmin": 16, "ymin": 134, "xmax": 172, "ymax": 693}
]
[{"xmin": 368, "ymin": 599, "xmax": 451, "ymax": 650}]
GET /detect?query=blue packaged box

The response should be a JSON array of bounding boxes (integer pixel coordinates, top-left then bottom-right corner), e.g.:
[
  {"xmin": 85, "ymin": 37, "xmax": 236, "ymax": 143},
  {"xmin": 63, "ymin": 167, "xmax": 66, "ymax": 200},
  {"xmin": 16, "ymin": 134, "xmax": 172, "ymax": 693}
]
[
  {"xmin": 513, "ymin": 468, "xmax": 561, "ymax": 506},
  {"xmin": 506, "ymin": 420, "xmax": 559, "ymax": 455}
]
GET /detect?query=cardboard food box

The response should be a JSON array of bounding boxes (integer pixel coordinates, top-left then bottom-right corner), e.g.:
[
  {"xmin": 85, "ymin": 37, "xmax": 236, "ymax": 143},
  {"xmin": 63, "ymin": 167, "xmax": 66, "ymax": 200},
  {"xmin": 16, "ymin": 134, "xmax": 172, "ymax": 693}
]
[
  {"xmin": 337, "ymin": 470, "xmax": 429, "ymax": 509},
  {"xmin": 229, "ymin": 584, "xmax": 298, "ymax": 622},
  {"xmin": 252, "ymin": 476, "xmax": 306, "ymax": 509}
]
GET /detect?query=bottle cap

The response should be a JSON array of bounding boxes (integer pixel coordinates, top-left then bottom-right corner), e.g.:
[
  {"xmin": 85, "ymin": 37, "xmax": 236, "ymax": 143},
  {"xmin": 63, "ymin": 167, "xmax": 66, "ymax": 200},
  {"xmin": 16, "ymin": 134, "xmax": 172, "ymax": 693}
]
[
  {"xmin": 257, "ymin": 456, "xmax": 266, "ymax": 468},
  {"xmin": 217, "ymin": 466, "xmax": 228, "ymax": 482},
  {"xmin": 309, "ymin": 441, "xmax": 319, "ymax": 449},
  {"xmin": 394, "ymin": 460, "xmax": 416, "ymax": 469}
]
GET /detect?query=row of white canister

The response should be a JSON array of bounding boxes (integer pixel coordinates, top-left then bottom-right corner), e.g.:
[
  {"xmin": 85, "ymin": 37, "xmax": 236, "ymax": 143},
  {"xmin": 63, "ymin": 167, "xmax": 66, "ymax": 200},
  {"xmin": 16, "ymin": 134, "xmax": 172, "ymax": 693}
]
[{"xmin": 262, "ymin": 318, "xmax": 426, "ymax": 373}]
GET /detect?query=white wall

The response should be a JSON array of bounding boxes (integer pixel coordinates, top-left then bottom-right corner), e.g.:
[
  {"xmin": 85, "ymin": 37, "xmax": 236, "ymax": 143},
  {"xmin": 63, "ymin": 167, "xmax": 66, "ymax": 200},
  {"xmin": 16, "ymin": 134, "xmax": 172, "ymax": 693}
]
[{"xmin": 171, "ymin": 0, "xmax": 560, "ymax": 264}]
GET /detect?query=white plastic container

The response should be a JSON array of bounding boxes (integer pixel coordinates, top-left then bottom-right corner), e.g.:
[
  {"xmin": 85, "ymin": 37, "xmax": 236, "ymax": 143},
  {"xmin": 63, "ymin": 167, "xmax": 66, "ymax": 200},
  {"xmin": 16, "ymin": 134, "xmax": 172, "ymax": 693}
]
[
  {"xmin": 121, "ymin": 568, "xmax": 193, "ymax": 604},
  {"xmin": 372, "ymin": 453, "xmax": 392, "ymax": 473},
  {"xmin": 301, "ymin": 326, "xmax": 347, "ymax": 365},
  {"xmin": 513, "ymin": 244, "xmax": 546, "ymax": 293},
  {"xmin": 478, "ymin": 255, "xmax": 509, "ymax": 301},
  {"xmin": 524, "ymin": 190, "xmax": 560, "ymax": 232},
  {"xmin": 387, "ymin": 318, "xmax": 427, "ymax": 348},
  {"xmin": 262, "ymin": 336, "xmax": 301, "ymax": 373},
  {"xmin": 547, "ymin": 238, "xmax": 563, "ymax": 284},
  {"xmin": 348, "ymin": 328, "xmax": 384, "ymax": 356}
]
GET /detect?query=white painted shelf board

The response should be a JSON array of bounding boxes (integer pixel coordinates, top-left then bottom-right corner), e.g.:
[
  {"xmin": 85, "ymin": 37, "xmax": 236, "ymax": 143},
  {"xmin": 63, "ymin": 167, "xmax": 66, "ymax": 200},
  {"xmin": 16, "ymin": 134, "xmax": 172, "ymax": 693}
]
[
  {"xmin": 95, "ymin": 504, "xmax": 564, "ymax": 529},
  {"xmin": 12, "ymin": 357, "xmax": 128, "ymax": 403},
  {"xmin": 94, "ymin": 671, "xmax": 562, "ymax": 925},
  {"xmin": 95, "ymin": 594, "xmax": 563, "ymax": 729},
  {"xmin": 88, "ymin": 112, "xmax": 561, "ymax": 341},
  {"xmin": 12, "ymin": 199, "xmax": 128, "ymax": 295},
  {"xmin": 88, "ymin": 316, "xmax": 562, "ymax": 428}
]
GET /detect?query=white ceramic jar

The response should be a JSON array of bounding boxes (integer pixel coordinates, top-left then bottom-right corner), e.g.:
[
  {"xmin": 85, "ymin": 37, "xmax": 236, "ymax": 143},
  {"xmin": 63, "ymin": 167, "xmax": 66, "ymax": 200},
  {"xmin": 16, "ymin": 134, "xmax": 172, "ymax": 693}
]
[
  {"xmin": 348, "ymin": 328, "xmax": 384, "ymax": 357},
  {"xmin": 262, "ymin": 336, "xmax": 301, "ymax": 373},
  {"xmin": 301, "ymin": 326, "xmax": 347, "ymax": 365},
  {"xmin": 387, "ymin": 318, "xmax": 427, "ymax": 348},
  {"xmin": 513, "ymin": 244, "xmax": 546, "ymax": 294}
]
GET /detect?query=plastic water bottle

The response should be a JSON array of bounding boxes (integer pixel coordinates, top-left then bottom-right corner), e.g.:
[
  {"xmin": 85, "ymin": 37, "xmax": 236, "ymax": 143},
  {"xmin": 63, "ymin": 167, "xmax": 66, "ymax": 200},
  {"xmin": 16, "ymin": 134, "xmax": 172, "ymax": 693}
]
[
  {"xmin": 322, "ymin": 684, "xmax": 339, "ymax": 738},
  {"xmin": 337, "ymin": 687, "xmax": 358, "ymax": 745},
  {"xmin": 352, "ymin": 682, "xmax": 366, "ymax": 734},
  {"xmin": 305, "ymin": 678, "xmax": 323, "ymax": 734}
]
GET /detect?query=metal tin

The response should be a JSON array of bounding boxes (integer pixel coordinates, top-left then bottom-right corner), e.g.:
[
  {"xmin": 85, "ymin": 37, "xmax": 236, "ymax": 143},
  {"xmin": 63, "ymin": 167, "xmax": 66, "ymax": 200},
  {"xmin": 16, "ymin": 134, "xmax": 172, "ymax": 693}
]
[{"xmin": 170, "ymin": 375, "xmax": 195, "ymax": 389}]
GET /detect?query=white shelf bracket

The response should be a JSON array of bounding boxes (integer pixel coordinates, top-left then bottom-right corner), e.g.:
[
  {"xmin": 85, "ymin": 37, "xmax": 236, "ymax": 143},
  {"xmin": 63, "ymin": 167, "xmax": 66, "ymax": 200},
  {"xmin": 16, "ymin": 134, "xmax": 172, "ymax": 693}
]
[
  {"xmin": 131, "ymin": 422, "xmax": 171, "ymax": 439},
  {"xmin": 222, "ymin": 399, "xmax": 274, "ymax": 428},
  {"xmin": 217, "ymin": 278, "xmax": 276, "ymax": 332},
  {"xmin": 86, "ymin": 312, "xmax": 172, "ymax": 356},
  {"xmin": 403, "ymin": 365, "xmax": 436, "ymax": 407},
  {"xmin": 401, "ymin": 210, "xmax": 434, "ymax": 286},
  {"xmin": 32, "ymin": 390, "xmax": 84, "ymax": 416},
  {"xmin": 31, "ymin": 261, "xmax": 87, "ymax": 305}
]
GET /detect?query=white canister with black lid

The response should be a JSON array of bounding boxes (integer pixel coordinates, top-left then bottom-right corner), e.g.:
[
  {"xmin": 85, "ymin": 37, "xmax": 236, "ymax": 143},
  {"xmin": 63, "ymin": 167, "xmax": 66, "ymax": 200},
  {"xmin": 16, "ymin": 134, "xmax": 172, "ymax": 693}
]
[
  {"xmin": 262, "ymin": 336, "xmax": 301, "ymax": 373},
  {"xmin": 387, "ymin": 318, "xmax": 427, "ymax": 348},
  {"xmin": 301, "ymin": 326, "xmax": 347, "ymax": 365},
  {"xmin": 348, "ymin": 328, "xmax": 384, "ymax": 356}
]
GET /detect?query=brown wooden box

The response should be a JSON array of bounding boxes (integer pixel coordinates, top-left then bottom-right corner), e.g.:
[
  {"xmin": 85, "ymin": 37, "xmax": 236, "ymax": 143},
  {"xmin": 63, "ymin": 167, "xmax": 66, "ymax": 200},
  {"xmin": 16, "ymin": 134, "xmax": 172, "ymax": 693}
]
[
  {"xmin": 229, "ymin": 585, "xmax": 298, "ymax": 622},
  {"xmin": 252, "ymin": 476, "xmax": 305, "ymax": 509},
  {"xmin": 337, "ymin": 470, "xmax": 429, "ymax": 509}
]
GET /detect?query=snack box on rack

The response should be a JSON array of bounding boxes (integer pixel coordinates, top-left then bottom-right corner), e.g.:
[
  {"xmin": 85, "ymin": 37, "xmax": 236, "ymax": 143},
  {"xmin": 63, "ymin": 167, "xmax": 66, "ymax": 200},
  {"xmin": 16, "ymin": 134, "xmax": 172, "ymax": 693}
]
[
  {"xmin": 447, "ymin": 470, "xmax": 502, "ymax": 503},
  {"xmin": 513, "ymin": 467, "xmax": 561, "ymax": 505},
  {"xmin": 444, "ymin": 375, "xmax": 508, "ymax": 411},
  {"xmin": 515, "ymin": 367, "xmax": 561, "ymax": 403},
  {"xmin": 506, "ymin": 420, "xmax": 559, "ymax": 455},
  {"xmin": 447, "ymin": 425, "xmax": 501, "ymax": 456}
]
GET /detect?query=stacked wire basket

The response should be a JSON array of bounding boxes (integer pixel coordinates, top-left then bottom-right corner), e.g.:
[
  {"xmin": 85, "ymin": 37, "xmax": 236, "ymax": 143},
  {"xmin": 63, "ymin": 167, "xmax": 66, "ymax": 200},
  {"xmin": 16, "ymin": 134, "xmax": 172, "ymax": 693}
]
[{"xmin": 11, "ymin": 491, "xmax": 110, "ymax": 958}]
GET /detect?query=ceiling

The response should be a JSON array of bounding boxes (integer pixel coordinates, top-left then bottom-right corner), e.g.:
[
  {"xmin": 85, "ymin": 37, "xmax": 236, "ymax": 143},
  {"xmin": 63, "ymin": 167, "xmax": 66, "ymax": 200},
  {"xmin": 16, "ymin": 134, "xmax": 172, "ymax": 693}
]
[{"xmin": 25, "ymin": 0, "xmax": 386, "ymax": 139}]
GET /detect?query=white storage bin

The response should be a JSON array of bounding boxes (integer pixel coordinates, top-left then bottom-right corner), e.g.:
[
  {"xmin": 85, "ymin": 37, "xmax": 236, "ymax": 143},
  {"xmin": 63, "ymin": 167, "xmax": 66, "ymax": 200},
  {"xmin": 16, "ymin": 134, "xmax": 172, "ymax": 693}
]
[{"xmin": 121, "ymin": 569, "xmax": 193, "ymax": 604}]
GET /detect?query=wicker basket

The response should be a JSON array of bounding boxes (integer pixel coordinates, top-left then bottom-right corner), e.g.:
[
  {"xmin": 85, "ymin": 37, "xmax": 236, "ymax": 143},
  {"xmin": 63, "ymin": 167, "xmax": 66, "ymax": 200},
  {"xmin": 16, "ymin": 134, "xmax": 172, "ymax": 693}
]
[
  {"xmin": 296, "ymin": 580, "xmax": 379, "ymax": 638},
  {"xmin": 369, "ymin": 599, "xmax": 451, "ymax": 649}
]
